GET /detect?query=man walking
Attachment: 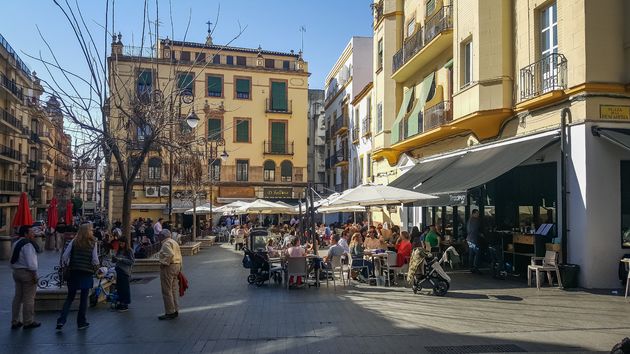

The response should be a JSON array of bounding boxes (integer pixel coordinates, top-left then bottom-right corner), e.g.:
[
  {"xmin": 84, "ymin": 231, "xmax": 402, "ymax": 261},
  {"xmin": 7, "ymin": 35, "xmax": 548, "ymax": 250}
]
[
  {"xmin": 158, "ymin": 229, "xmax": 182, "ymax": 320},
  {"xmin": 153, "ymin": 218, "xmax": 163, "ymax": 236},
  {"xmin": 467, "ymin": 209, "xmax": 482, "ymax": 274},
  {"xmin": 10, "ymin": 225, "xmax": 41, "ymax": 329}
]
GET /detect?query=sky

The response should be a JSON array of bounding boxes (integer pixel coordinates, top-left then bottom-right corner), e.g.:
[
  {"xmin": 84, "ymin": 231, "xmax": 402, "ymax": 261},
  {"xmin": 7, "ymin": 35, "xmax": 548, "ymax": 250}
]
[{"xmin": 1, "ymin": 0, "xmax": 374, "ymax": 90}]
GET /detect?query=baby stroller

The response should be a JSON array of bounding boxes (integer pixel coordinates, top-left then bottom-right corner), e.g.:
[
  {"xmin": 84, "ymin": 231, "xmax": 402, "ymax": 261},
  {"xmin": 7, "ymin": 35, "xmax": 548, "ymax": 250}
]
[
  {"xmin": 242, "ymin": 247, "xmax": 272, "ymax": 286},
  {"xmin": 90, "ymin": 265, "xmax": 118, "ymax": 308},
  {"xmin": 407, "ymin": 247, "xmax": 453, "ymax": 296}
]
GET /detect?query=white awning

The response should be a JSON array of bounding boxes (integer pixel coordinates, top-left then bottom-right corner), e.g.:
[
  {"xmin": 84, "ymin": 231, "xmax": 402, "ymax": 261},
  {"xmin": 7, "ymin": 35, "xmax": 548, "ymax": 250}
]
[{"xmin": 131, "ymin": 203, "xmax": 166, "ymax": 210}]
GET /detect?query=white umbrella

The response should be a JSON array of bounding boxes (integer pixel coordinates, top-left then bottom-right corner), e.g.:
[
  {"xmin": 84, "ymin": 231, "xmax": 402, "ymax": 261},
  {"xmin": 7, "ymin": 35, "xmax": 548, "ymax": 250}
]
[
  {"xmin": 235, "ymin": 199, "xmax": 294, "ymax": 215},
  {"xmin": 325, "ymin": 183, "xmax": 437, "ymax": 207},
  {"xmin": 183, "ymin": 205, "xmax": 214, "ymax": 215},
  {"xmin": 317, "ymin": 204, "xmax": 366, "ymax": 214},
  {"xmin": 213, "ymin": 200, "xmax": 250, "ymax": 215}
]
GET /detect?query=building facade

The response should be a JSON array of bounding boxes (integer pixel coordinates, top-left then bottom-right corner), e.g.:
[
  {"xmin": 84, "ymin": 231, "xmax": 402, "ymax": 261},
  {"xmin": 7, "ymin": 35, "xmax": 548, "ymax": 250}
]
[
  {"xmin": 107, "ymin": 33, "xmax": 309, "ymax": 224},
  {"xmin": 323, "ymin": 37, "xmax": 373, "ymax": 194},
  {"xmin": 307, "ymin": 89, "xmax": 326, "ymax": 193},
  {"xmin": 73, "ymin": 161, "xmax": 102, "ymax": 217},
  {"xmin": 369, "ymin": 0, "xmax": 630, "ymax": 288}
]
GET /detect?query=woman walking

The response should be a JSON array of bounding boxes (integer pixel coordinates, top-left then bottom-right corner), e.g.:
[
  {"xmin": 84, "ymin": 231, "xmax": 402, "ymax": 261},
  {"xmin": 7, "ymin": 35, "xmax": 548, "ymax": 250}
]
[
  {"xmin": 56, "ymin": 223, "xmax": 99, "ymax": 331},
  {"xmin": 113, "ymin": 237, "xmax": 134, "ymax": 312}
]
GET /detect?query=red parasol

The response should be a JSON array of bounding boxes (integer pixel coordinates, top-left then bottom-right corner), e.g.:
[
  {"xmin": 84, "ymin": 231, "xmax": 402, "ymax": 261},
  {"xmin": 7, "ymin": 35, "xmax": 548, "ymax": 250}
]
[
  {"xmin": 47, "ymin": 197, "xmax": 58, "ymax": 230},
  {"xmin": 12, "ymin": 192, "xmax": 33, "ymax": 228},
  {"xmin": 65, "ymin": 199, "xmax": 73, "ymax": 225}
]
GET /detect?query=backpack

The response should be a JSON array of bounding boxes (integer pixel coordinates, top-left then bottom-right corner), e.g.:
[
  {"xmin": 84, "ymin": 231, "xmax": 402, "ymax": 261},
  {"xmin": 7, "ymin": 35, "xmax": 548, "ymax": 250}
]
[{"xmin": 242, "ymin": 254, "xmax": 252, "ymax": 269}]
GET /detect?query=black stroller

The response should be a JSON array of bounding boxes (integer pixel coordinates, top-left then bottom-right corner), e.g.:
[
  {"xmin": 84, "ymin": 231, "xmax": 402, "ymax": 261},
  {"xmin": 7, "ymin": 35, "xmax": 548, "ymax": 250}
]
[{"xmin": 242, "ymin": 246, "xmax": 273, "ymax": 286}]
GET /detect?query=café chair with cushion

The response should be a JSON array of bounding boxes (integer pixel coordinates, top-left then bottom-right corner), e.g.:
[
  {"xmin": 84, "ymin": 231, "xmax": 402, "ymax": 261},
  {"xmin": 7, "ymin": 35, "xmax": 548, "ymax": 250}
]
[
  {"xmin": 286, "ymin": 257, "xmax": 308, "ymax": 290},
  {"xmin": 528, "ymin": 251, "xmax": 562, "ymax": 290}
]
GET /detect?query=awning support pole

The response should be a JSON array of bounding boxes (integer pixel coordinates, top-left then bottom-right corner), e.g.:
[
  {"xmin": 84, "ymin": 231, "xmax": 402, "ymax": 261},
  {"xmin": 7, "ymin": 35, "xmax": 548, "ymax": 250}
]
[{"xmin": 560, "ymin": 107, "xmax": 572, "ymax": 264}]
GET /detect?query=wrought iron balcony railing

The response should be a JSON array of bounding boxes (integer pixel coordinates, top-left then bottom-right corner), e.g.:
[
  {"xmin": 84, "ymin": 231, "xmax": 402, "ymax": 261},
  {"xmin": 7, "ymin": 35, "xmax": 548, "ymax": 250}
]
[
  {"xmin": 519, "ymin": 53, "xmax": 568, "ymax": 101},
  {"xmin": 361, "ymin": 116, "xmax": 372, "ymax": 136},
  {"xmin": 0, "ymin": 107, "xmax": 23, "ymax": 130},
  {"xmin": 0, "ymin": 144, "xmax": 21, "ymax": 161},
  {"xmin": 423, "ymin": 100, "xmax": 453, "ymax": 132},
  {"xmin": 0, "ymin": 73, "xmax": 24, "ymax": 100},
  {"xmin": 263, "ymin": 141, "xmax": 294, "ymax": 155},
  {"xmin": 0, "ymin": 179, "xmax": 22, "ymax": 192},
  {"xmin": 333, "ymin": 115, "xmax": 349, "ymax": 134},
  {"xmin": 265, "ymin": 98, "xmax": 292, "ymax": 114}
]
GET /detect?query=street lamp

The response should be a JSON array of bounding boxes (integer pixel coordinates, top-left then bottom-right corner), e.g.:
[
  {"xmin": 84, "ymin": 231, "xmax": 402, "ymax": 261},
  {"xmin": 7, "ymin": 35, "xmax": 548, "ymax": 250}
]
[{"xmin": 185, "ymin": 109, "xmax": 200, "ymax": 129}]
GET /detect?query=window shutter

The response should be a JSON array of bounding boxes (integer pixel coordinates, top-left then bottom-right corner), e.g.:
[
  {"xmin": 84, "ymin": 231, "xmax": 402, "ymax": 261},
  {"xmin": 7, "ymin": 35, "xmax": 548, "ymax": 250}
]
[
  {"xmin": 208, "ymin": 119, "xmax": 222, "ymax": 139},
  {"xmin": 178, "ymin": 73, "xmax": 193, "ymax": 92},
  {"xmin": 138, "ymin": 70, "xmax": 152, "ymax": 86},
  {"xmin": 236, "ymin": 79, "xmax": 250, "ymax": 95},
  {"xmin": 236, "ymin": 120, "xmax": 249, "ymax": 142},
  {"xmin": 207, "ymin": 76, "xmax": 222, "ymax": 96},
  {"xmin": 270, "ymin": 122, "xmax": 286, "ymax": 153},
  {"xmin": 271, "ymin": 81, "xmax": 287, "ymax": 111}
]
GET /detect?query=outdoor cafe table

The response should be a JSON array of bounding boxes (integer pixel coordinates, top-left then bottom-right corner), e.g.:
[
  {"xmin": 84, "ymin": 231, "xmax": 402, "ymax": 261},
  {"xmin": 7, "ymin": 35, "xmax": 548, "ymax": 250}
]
[
  {"xmin": 364, "ymin": 250, "xmax": 389, "ymax": 285},
  {"xmin": 276, "ymin": 254, "xmax": 322, "ymax": 287}
]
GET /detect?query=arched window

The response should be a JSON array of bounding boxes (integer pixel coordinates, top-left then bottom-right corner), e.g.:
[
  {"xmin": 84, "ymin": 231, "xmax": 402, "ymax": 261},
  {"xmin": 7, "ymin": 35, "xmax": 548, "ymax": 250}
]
[
  {"xmin": 148, "ymin": 157, "xmax": 162, "ymax": 179},
  {"xmin": 263, "ymin": 160, "xmax": 275, "ymax": 182},
  {"xmin": 281, "ymin": 161, "xmax": 292, "ymax": 182}
]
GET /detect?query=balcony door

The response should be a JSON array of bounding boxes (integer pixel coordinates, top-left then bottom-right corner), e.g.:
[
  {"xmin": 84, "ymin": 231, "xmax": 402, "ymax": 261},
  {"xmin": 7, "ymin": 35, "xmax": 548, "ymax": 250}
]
[
  {"xmin": 270, "ymin": 121, "xmax": 286, "ymax": 154},
  {"xmin": 540, "ymin": 2, "xmax": 558, "ymax": 93}
]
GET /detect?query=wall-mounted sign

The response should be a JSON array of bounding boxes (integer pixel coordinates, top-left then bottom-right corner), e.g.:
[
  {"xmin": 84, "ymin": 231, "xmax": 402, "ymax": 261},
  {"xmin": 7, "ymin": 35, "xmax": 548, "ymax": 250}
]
[
  {"xmin": 448, "ymin": 192, "xmax": 467, "ymax": 206},
  {"xmin": 263, "ymin": 188, "xmax": 292, "ymax": 199},
  {"xmin": 600, "ymin": 105, "xmax": 630, "ymax": 120}
]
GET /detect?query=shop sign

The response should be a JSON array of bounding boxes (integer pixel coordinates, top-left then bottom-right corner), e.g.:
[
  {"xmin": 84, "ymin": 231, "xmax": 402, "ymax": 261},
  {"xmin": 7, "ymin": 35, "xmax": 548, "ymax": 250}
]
[
  {"xmin": 448, "ymin": 192, "xmax": 467, "ymax": 206},
  {"xmin": 263, "ymin": 188, "xmax": 292, "ymax": 199},
  {"xmin": 600, "ymin": 105, "xmax": 630, "ymax": 120}
]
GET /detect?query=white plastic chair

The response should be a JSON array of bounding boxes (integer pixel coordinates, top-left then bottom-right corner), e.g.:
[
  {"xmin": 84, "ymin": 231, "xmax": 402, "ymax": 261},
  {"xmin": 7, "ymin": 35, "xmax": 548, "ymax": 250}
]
[
  {"xmin": 329, "ymin": 255, "xmax": 349, "ymax": 289},
  {"xmin": 286, "ymin": 257, "xmax": 308, "ymax": 289},
  {"xmin": 528, "ymin": 251, "xmax": 562, "ymax": 290}
]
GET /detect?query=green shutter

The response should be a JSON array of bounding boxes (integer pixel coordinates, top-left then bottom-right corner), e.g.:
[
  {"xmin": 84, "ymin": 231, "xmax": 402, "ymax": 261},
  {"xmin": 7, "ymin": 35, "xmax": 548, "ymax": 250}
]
[
  {"xmin": 270, "ymin": 122, "xmax": 286, "ymax": 153},
  {"xmin": 178, "ymin": 73, "xmax": 193, "ymax": 92},
  {"xmin": 390, "ymin": 88, "xmax": 415, "ymax": 144},
  {"xmin": 207, "ymin": 76, "xmax": 222, "ymax": 96},
  {"xmin": 271, "ymin": 81, "xmax": 287, "ymax": 111},
  {"xmin": 208, "ymin": 119, "xmax": 221, "ymax": 139},
  {"xmin": 236, "ymin": 120, "xmax": 249, "ymax": 142},
  {"xmin": 138, "ymin": 70, "xmax": 152, "ymax": 85},
  {"xmin": 235, "ymin": 78, "xmax": 250, "ymax": 95},
  {"xmin": 407, "ymin": 73, "xmax": 435, "ymax": 136}
]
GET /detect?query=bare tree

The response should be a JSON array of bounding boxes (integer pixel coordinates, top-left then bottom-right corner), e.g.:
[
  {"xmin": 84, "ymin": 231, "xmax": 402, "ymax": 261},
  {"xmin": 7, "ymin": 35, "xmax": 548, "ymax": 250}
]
[
  {"xmin": 29, "ymin": 0, "xmax": 245, "ymax": 242},
  {"xmin": 173, "ymin": 146, "xmax": 206, "ymax": 242}
]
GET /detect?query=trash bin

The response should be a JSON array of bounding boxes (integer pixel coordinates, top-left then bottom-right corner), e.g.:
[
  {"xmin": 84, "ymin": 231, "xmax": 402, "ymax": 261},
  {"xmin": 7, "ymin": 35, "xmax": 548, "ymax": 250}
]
[{"xmin": 559, "ymin": 264, "xmax": 580, "ymax": 289}]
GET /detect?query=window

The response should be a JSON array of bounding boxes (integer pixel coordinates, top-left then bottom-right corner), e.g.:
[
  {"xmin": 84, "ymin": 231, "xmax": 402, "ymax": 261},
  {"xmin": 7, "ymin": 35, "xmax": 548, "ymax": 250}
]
[
  {"xmin": 209, "ymin": 160, "xmax": 220, "ymax": 181},
  {"xmin": 540, "ymin": 2, "xmax": 558, "ymax": 58},
  {"xmin": 376, "ymin": 102, "xmax": 383, "ymax": 132},
  {"xmin": 407, "ymin": 18, "xmax": 416, "ymax": 37},
  {"xmin": 282, "ymin": 60, "xmax": 290, "ymax": 70},
  {"xmin": 177, "ymin": 73, "xmax": 194, "ymax": 95},
  {"xmin": 377, "ymin": 38, "xmax": 383, "ymax": 70},
  {"xmin": 137, "ymin": 124, "xmax": 151, "ymax": 141},
  {"xmin": 212, "ymin": 54, "xmax": 221, "ymax": 64},
  {"xmin": 195, "ymin": 52, "xmax": 206, "ymax": 63},
  {"xmin": 235, "ymin": 77, "xmax": 251, "ymax": 99},
  {"xmin": 265, "ymin": 59, "xmax": 275, "ymax": 68},
  {"xmin": 367, "ymin": 153, "xmax": 372, "ymax": 178},
  {"xmin": 207, "ymin": 75, "xmax": 223, "ymax": 97},
  {"xmin": 207, "ymin": 118, "xmax": 222, "ymax": 140},
  {"xmin": 281, "ymin": 161, "xmax": 292, "ymax": 182},
  {"xmin": 137, "ymin": 70, "xmax": 153, "ymax": 98},
  {"xmin": 270, "ymin": 121, "xmax": 287, "ymax": 153},
  {"xmin": 367, "ymin": 96, "xmax": 372, "ymax": 120},
  {"xmin": 236, "ymin": 160, "xmax": 249, "ymax": 181},
  {"xmin": 180, "ymin": 51, "xmax": 191, "ymax": 62},
  {"xmin": 148, "ymin": 157, "xmax": 162, "ymax": 180},
  {"xmin": 426, "ymin": 0, "xmax": 436, "ymax": 17},
  {"xmin": 270, "ymin": 80, "xmax": 288, "ymax": 111},
  {"xmin": 622, "ymin": 161, "xmax": 630, "ymax": 248},
  {"xmin": 234, "ymin": 118, "xmax": 250, "ymax": 143},
  {"xmin": 462, "ymin": 40, "xmax": 473, "ymax": 87},
  {"xmin": 263, "ymin": 160, "xmax": 275, "ymax": 181},
  {"xmin": 236, "ymin": 56, "xmax": 246, "ymax": 66},
  {"xmin": 86, "ymin": 182, "xmax": 94, "ymax": 201},
  {"xmin": 226, "ymin": 55, "xmax": 234, "ymax": 65}
]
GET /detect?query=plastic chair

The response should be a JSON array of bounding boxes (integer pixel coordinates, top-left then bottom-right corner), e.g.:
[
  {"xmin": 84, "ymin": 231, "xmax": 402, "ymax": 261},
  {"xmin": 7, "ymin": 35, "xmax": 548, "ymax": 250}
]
[
  {"xmin": 286, "ymin": 257, "xmax": 308, "ymax": 289},
  {"xmin": 528, "ymin": 251, "xmax": 562, "ymax": 290},
  {"xmin": 330, "ymin": 255, "xmax": 349, "ymax": 288}
]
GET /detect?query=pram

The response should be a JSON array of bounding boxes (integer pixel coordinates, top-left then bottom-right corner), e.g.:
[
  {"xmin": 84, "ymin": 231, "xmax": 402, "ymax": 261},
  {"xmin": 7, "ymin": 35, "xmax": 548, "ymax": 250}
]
[
  {"xmin": 242, "ymin": 247, "xmax": 282, "ymax": 286},
  {"xmin": 407, "ymin": 247, "xmax": 453, "ymax": 296},
  {"xmin": 89, "ymin": 265, "xmax": 118, "ymax": 308}
]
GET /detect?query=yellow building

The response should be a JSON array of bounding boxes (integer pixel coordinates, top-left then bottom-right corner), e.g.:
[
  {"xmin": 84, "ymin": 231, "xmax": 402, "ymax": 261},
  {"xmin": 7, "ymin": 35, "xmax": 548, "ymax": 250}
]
[
  {"xmin": 371, "ymin": 0, "xmax": 630, "ymax": 288},
  {"xmin": 107, "ymin": 34, "xmax": 309, "ymax": 224}
]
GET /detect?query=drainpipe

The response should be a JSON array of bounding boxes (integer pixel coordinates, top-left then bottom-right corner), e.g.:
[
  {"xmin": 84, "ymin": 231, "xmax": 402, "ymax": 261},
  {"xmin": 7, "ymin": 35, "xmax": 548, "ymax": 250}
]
[{"xmin": 560, "ymin": 107, "xmax": 572, "ymax": 264}]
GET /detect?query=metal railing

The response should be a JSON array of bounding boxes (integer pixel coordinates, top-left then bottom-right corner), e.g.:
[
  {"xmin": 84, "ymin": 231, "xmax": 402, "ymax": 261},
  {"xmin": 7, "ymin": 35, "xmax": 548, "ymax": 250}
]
[
  {"xmin": 361, "ymin": 116, "xmax": 372, "ymax": 136},
  {"xmin": 265, "ymin": 98, "xmax": 292, "ymax": 114},
  {"xmin": 0, "ymin": 73, "xmax": 24, "ymax": 100},
  {"xmin": 0, "ymin": 33, "xmax": 32, "ymax": 78},
  {"xmin": 423, "ymin": 100, "xmax": 452, "ymax": 132},
  {"xmin": 263, "ymin": 141, "xmax": 294, "ymax": 155},
  {"xmin": 519, "ymin": 53, "xmax": 568, "ymax": 101},
  {"xmin": 122, "ymin": 45, "xmax": 157, "ymax": 58},
  {"xmin": 333, "ymin": 114, "xmax": 349, "ymax": 134},
  {"xmin": 0, "ymin": 179, "xmax": 21, "ymax": 192},
  {"xmin": 352, "ymin": 125, "xmax": 360, "ymax": 143},
  {"xmin": 0, "ymin": 144, "xmax": 20, "ymax": 161},
  {"xmin": 372, "ymin": 0, "xmax": 384, "ymax": 25},
  {"xmin": 392, "ymin": 6, "xmax": 452, "ymax": 74},
  {"xmin": 0, "ymin": 107, "xmax": 23, "ymax": 130}
]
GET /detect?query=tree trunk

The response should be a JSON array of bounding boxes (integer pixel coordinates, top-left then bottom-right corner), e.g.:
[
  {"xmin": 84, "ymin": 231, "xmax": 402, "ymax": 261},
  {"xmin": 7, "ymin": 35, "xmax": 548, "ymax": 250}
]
[
  {"xmin": 121, "ymin": 182, "xmax": 133, "ymax": 244},
  {"xmin": 192, "ymin": 196, "xmax": 197, "ymax": 242}
]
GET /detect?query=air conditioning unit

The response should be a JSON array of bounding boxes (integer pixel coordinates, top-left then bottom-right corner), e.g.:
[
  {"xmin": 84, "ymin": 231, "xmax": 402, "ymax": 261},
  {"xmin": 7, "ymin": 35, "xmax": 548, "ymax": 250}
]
[
  {"xmin": 159, "ymin": 185, "xmax": 170, "ymax": 197},
  {"xmin": 145, "ymin": 186, "xmax": 159, "ymax": 198}
]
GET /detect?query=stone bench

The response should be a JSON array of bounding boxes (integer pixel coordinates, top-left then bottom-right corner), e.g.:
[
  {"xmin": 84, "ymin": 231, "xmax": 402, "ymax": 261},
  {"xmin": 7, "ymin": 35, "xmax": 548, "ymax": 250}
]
[
  {"xmin": 133, "ymin": 255, "xmax": 161, "ymax": 273},
  {"xmin": 180, "ymin": 241, "xmax": 202, "ymax": 256},
  {"xmin": 199, "ymin": 236, "xmax": 216, "ymax": 248},
  {"xmin": 35, "ymin": 278, "xmax": 113, "ymax": 312}
]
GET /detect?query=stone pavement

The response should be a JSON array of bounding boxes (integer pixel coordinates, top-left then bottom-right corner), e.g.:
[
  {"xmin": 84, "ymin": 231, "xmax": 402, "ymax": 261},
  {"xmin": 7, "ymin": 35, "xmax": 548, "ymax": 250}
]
[{"xmin": 1, "ymin": 243, "xmax": 629, "ymax": 354}]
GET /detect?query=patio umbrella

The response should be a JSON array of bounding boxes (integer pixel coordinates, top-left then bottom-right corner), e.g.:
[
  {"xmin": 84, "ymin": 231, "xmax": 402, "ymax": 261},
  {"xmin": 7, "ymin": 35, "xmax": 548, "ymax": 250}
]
[
  {"xmin": 213, "ymin": 200, "xmax": 250, "ymax": 215},
  {"xmin": 234, "ymin": 199, "xmax": 294, "ymax": 215},
  {"xmin": 183, "ymin": 204, "xmax": 214, "ymax": 215},
  {"xmin": 12, "ymin": 192, "xmax": 33, "ymax": 228},
  {"xmin": 324, "ymin": 183, "xmax": 437, "ymax": 207},
  {"xmin": 47, "ymin": 197, "xmax": 58, "ymax": 230},
  {"xmin": 65, "ymin": 199, "xmax": 73, "ymax": 225},
  {"xmin": 317, "ymin": 204, "xmax": 366, "ymax": 214}
]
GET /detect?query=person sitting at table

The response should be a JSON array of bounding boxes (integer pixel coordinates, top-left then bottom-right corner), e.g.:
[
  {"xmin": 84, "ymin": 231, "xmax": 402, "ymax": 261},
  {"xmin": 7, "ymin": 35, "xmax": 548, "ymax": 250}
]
[
  {"xmin": 410, "ymin": 226, "xmax": 422, "ymax": 248},
  {"xmin": 323, "ymin": 235, "xmax": 346, "ymax": 270},
  {"xmin": 395, "ymin": 231, "xmax": 412, "ymax": 267},
  {"xmin": 338, "ymin": 230, "xmax": 350, "ymax": 254},
  {"xmin": 364, "ymin": 229, "xmax": 381, "ymax": 250},
  {"xmin": 424, "ymin": 225, "xmax": 441, "ymax": 251},
  {"xmin": 349, "ymin": 233, "xmax": 374, "ymax": 281},
  {"xmin": 285, "ymin": 237, "xmax": 306, "ymax": 286},
  {"xmin": 266, "ymin": 238, "xmax": 279, "ymax": 257}
]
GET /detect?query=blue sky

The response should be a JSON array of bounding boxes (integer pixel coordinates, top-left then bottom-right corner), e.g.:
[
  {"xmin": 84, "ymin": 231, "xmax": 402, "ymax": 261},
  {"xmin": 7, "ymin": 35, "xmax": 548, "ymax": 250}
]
[{"xmin": 1, "ymin": 0, "xmax": 373, "ymax": 90}]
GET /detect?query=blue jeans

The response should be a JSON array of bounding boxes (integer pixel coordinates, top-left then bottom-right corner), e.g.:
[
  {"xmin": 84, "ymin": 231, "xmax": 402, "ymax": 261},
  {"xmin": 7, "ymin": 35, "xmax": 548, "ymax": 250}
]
[
  {"xmin": 352, "ymin": 258, "xmax": 374, "ymax": 278},
  {"xmin": 57, "ymin": 277, "xmax": 90, "ymax": 326},
  {"xmin": 468, "ymin": 241, "xmax": 480, "ymax": 270}
]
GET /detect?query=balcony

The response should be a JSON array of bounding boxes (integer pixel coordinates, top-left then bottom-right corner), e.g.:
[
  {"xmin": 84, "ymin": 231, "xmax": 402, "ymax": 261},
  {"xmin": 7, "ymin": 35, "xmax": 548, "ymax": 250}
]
[
  {"xmin": 0, "ymin": 73, "xmax": 25, "ymax": 101},
  {"xmin": 372, "ymin": 0, "xmax": 384, "ymax": 27},
  {"xmin": 263, "ymin": 141, "xmax": 294, "ymax": 155},
  {"xmin": 334, "ymin": 145, "xmax": 349, "ymax": 167},
  {"xmin": 391, "ymin": 6, "xmax": 453, "ymax": 82},
  {"xmin": 351, "ymin": 125, "xmax": 360, "ymax": 144},
  {"xmin": 361, "ymin": 116, "xmax": 372, "ymax": 137},
  {"xmin": 265, "ymin": 98, "xmax": 292, "ymax": 114},
  {"xmin": 0, "ymin": 144, "xmax": 21, "ymax": 162},
  {"xmin": 0, "ymin": 33, "xmax": 32, "ymax": 78},
  {"xmin": 519, "ymin": 53, "xmax": 568, "ymax": 101},
  {"xmin": 333, "ymin": 115, "xmax": 349, "ymax": 135},
  {"xmin": 39, "ymin": 131, "xmax": 53, "ymax": 145},
  {"xmin": 399, "ymin": 101, "xmax": 452, "ymax": 141},
  {"xmin": 0, "ymin": 107, "xmax": 23, "ymax": 132},
  {"xmin": 0, "ymin": 179, "xmax": 22, "ymax": 193}
]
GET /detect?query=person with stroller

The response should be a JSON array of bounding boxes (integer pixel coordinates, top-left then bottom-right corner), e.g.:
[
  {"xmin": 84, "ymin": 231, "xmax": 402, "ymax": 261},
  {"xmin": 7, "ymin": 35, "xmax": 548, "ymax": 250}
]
[
  {"xmin": 57, "ymin": 222, "xmax": 99, "ymax": 331},
  {"xmin": 113, "ymin": 237, "xmax": 135, "ymax": 312}
]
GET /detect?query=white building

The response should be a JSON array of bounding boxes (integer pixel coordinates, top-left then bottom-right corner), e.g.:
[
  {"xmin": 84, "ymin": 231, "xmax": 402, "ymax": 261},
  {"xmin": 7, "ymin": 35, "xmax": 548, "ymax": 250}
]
[
  {"xmin": 73, "ymin": 162, "xmax": 103, "ymax": 217},
  {"xmin": 307, "ymin": 89, "xmax": 326, "ymax": 193}
]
